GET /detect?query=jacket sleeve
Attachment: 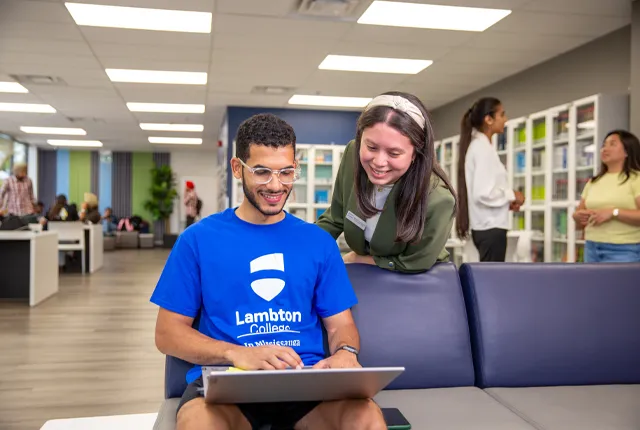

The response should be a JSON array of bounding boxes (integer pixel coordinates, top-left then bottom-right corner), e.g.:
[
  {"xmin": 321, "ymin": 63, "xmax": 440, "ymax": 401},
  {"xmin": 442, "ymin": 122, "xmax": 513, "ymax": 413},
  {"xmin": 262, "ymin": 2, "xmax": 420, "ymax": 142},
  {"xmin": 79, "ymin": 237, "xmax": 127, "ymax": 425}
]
[
  {"xmin": 315, "ymin": 142, "xmax": 352, "ymax": 239},
  {"xmin": 470, "ymin": 147, "xmax": 515, "ymax": 208},
  {"xmin": 373, "ymin": 185, "xmax": 455, "ymax": 273}
]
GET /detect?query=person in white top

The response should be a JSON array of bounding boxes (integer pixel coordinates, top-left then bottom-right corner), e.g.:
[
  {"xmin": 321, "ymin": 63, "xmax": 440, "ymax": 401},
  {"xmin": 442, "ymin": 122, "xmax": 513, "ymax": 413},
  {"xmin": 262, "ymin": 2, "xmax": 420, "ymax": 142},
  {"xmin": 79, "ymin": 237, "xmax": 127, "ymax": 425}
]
[{"xmin": 455, "ymin": 97, "xmax": 525, "ymax": 261}]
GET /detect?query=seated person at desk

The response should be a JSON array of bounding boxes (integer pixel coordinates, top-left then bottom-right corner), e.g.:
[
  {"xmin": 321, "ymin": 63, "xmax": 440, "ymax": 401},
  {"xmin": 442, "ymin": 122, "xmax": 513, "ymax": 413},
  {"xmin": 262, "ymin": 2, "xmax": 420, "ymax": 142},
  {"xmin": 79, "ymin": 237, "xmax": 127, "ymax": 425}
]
[
  {"xmin": 47, "ymin": 195, "xmax": 79, "ymax": 222},
  {"xmin": 151, "ymin": 114, "xmax": 386, "ymax": 430},
  {"xmin": 79, "ymin": 192, "xmax": 101, "ymax": 224}
]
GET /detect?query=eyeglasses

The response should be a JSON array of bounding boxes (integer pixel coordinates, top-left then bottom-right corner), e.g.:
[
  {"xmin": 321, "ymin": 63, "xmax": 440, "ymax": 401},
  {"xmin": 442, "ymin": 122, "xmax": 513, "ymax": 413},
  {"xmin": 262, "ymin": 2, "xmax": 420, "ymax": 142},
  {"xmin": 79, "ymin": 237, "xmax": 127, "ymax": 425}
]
[{"xmin": 236, "ymin": 158, "xmax": 300, "ymax": 185}]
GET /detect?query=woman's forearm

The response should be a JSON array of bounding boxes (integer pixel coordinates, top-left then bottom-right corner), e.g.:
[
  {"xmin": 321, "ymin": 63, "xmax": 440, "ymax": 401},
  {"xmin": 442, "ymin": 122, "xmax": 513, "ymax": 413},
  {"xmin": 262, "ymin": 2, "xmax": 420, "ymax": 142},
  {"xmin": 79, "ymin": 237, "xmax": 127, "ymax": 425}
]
[{"xmin": 617, "ymin": 209, "xmax": 640, "ymax": 226}]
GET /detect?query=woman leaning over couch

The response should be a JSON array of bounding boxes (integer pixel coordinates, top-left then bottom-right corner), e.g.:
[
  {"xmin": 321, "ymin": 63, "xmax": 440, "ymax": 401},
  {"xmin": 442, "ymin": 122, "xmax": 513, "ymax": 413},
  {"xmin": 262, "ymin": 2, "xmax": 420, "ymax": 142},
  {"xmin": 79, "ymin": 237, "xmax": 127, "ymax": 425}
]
[{"xmin": 573, "ymin": 130, "xmax": 640, "ymax": 262}]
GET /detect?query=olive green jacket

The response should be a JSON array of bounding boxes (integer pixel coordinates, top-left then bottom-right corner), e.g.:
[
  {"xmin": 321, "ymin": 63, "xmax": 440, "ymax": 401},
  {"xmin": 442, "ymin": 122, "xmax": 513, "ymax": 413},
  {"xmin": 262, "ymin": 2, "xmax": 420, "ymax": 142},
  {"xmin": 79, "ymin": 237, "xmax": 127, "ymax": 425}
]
[{"xmin": 316, "ymin": 141, "xmax": 455, "ymax": 273}]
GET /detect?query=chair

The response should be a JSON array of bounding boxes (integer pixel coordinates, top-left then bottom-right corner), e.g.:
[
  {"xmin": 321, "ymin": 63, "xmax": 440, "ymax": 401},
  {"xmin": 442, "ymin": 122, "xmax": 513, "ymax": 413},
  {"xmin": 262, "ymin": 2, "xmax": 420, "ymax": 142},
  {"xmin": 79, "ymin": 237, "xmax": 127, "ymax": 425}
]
[{"xmin": 48, "ymin": 221, "xmax": 86, "ymax": 274}]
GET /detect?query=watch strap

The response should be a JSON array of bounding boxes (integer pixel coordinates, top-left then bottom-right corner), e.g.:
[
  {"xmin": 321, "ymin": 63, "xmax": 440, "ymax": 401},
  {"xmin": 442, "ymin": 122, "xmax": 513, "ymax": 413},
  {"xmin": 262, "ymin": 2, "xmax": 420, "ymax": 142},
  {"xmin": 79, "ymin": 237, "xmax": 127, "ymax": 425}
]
[{"xmin": 336, "ymin": 345, "xmax": 359, "ymax": 356}]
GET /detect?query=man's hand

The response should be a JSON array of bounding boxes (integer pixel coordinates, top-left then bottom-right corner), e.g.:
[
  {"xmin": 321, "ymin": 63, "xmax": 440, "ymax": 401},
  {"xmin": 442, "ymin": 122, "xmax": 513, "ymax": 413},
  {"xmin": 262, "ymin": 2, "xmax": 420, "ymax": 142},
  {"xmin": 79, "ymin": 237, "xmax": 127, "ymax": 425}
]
[
  {"xmin": 589, "ymin": 208, "xmax": 614, "ymax": 226},
  {"xmin": 312, "ymin": 350, "xmax": 360, "ymax": 369},
  {"xmin": 509, "ymin": 201, "xmax": 521, "ymax": 212},
  {"xmin": 226, "ymin": 345, "xmax": 303, "ymax": 370},
  {"xmin": 513, "ymin": 190, "xmax": 525, "ymax": 206}
]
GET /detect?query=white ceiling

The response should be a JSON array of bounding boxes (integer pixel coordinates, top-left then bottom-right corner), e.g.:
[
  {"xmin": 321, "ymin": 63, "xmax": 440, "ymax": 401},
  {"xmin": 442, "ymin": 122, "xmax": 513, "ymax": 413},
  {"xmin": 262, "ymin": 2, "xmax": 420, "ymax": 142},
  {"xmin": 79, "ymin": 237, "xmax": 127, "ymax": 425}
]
[{"xmin": 0, "ymin": 0, "xmax": 632, "ymax": 150}]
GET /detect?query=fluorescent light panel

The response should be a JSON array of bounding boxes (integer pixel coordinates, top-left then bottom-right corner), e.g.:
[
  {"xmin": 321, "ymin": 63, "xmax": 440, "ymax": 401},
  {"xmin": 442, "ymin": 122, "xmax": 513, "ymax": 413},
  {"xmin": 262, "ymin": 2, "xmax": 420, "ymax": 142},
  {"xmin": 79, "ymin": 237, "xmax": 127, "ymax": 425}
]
[
  {"xmin": 0, "ymin": 82, "xmax": 28, "ymax": 93},
  {"xmin": 64, "ymin": 3, "xmax": 212, "ymax": 33},
  {"xmin": 140, "ymin": 123, "xmax": 204, "ymax": 132},
  {"xmin": 106, "ymin": 69, "xmax": 207, "ymax": 85},
  {"xmin": 48, "ymin": 140, "xmax": 103, "ymax": 147},
  {"xmin": 358, "ymin": 1, "xmax": 511, "ymax": 32},
  {"xmin": 149, "ymin": 137, "xmax": 202, "ymax": 145},
  {"xmin": 0, "ymin": 103, "xmax": 56, "ymax": 113},
  {"xmin": 21, "ymin": 126, "xmax": 86, "ymax": 135},
  {"xmin": 319, "ymin": 55, "xmax": 432, "ymax": 74},
  {"xmin": 288, "ymin": 95, "xmax": 372, "ymax": 108},
  {"xmin": 127, "ymin": 103, "xmax": 205, "ymax": 113}
]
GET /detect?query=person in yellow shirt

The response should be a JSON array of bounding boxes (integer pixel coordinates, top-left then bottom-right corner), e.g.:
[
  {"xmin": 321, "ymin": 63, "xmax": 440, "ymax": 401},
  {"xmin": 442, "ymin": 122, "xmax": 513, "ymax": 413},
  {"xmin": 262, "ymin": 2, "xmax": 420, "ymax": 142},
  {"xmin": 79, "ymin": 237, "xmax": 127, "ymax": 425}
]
[{"xmin": 574, "ymin": 130, "xmax": 640, "ymax": 262}]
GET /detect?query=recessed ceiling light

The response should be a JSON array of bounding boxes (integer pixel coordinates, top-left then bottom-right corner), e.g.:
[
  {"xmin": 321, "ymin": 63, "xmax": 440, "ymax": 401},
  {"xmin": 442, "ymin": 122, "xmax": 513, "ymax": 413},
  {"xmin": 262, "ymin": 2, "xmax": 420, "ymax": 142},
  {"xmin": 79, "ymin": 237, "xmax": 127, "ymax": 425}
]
[
  {"xmin": 106, "ymin": 69, "xmax": 207, "ymax": 85},
  {"xmin": 149, "ymin": 137, "xmax": 202, "ymax": 145},
  {"xmin": 48, "ymin": 140, "xmax": 103, "ymax": 148},
  {"xmin": 358, "ymin": 1, "xmax": 511, "ymax": 32},
  {"xmin": 319, "ymin": 55, "xmax": 432, "ymax": 74},
  {"xmin": 0, "ymin": 82, "xmax": 29, "ymax": 93},
  {"xmin": 20, "ymin": 126, "xmax": 87, "ymax": 135},
  {"xmin": 0, "ymin": 103, "xmax": 56, "ymax": 113},
  {"xmin": 127, "ymin": 103, "xmax": 205, "ymax": 113},
  {"xmin": 140, "ymin": 123, "xmax": 204, "ymax": 132},
  {"xmin": 288, "ymin": 95, "xmax": 372, "ymax": 108},
  {"xmin": 64, "ymin": 3, "xmax": 212, "ymax": 33}
]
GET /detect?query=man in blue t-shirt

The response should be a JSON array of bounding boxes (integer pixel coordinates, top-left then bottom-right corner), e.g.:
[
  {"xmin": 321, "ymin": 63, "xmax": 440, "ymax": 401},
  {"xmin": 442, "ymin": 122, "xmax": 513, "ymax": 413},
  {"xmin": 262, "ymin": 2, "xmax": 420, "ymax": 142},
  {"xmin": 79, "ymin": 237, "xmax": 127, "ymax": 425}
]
[{"xmin": 151, "ymin": 114, "xmax": 386, "ymax": 430}]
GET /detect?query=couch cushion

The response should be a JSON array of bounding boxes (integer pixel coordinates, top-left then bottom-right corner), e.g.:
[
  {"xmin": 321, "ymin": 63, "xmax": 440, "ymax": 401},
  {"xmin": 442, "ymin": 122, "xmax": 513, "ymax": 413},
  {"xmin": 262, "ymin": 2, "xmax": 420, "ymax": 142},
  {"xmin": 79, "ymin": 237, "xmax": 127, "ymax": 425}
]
[
  {"xmin": 374, "ymin": 387, "xmax": 536, "ymax": 429},
  {"xmin": 460, "ymin": 263, "xmax": 640, "ymax": 388},
  {"xmin": 348, "ymin": 263, "xmax": 475, "ymax": 389},
  {"xmin": 487, "ymin": 385, "xmax": 640, "ymax": 430}
]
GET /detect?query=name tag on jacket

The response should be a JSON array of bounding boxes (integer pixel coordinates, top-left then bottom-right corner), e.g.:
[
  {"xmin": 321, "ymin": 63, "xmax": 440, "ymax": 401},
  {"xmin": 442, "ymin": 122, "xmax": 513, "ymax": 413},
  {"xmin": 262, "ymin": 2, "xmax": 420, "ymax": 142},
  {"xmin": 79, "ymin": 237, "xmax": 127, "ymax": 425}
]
[{"xmin": 346, "ymin": 211, "xmax": 366, "ymax": 230}]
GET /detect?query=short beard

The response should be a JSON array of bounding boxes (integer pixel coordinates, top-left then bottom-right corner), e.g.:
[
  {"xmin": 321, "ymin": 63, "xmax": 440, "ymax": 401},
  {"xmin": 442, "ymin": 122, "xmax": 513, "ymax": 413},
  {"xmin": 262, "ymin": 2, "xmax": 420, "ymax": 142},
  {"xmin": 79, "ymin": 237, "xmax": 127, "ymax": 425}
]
[{"xmin": 242, "ymin": 172, "xmax": 289, "ymax": 217}]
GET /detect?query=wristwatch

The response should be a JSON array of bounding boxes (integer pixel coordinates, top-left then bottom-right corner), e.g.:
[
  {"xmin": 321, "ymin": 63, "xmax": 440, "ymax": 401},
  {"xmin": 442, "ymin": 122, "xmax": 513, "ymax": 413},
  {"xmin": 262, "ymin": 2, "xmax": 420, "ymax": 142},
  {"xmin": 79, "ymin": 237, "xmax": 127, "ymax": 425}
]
[
  {"xmin": 336, "ymin": 345, "xmax": 359, "ymax": 356},
  {"xmin": 613, "ymin": 208, "xmax": 619, "ymax": 218}
]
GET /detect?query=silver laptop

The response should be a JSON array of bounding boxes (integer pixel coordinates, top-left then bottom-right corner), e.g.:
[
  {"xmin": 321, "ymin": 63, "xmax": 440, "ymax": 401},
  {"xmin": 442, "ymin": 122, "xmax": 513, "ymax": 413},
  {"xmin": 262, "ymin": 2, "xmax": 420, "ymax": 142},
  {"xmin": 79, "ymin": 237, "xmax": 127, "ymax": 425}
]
[{"xmin": 201, "ymin": 366, "xmax": 404, "ymax": 404}]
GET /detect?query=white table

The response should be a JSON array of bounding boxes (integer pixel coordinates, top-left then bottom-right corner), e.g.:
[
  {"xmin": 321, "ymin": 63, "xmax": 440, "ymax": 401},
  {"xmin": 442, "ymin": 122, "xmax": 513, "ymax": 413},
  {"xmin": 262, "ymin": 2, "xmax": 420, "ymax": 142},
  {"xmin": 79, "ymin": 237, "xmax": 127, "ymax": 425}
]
[
  {"xmin": 40, "ymin": 413, "xmax": 157, "ymax": 430},
  {"xmin": 0, "ymin": 230, "xmax": 59, "ymax": 306},
  {"xmin": 85, "ymin": 224, "xmax": 104, "ymax": 273}
]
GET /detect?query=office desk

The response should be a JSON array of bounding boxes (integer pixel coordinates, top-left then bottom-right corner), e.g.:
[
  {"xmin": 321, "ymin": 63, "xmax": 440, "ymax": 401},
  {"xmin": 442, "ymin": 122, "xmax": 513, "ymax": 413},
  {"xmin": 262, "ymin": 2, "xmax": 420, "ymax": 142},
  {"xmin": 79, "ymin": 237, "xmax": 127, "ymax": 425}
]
[
  {"xmin": 84, "ymin": 224, "xmax": 103, "ymax": 273},
  {"xmin": 0, "ymin": 230, "xmax": 59, "ymax": 306}
]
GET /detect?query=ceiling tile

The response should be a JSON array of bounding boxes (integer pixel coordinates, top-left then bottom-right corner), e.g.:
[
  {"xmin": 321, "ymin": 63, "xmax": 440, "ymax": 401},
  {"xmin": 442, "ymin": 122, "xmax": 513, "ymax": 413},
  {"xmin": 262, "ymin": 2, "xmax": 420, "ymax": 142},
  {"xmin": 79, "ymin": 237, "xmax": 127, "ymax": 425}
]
[
  {"xmin": 489, "ymin": 11, "xmax": 629, "ymax": 37},
  {"xmin": 464, "ymin": 32, "xmax": 592, "ymax": 52},
  {"xmin": 0, "ymin": 21, "xmax": 83, "ymax": 41},
  {"xmin": 98, "ymin": 57, "xmax": 209, "ymax": 73},
  {"xmin": 328, "ymin": 41, "xmax": 451, "ymax": 62},
  {"xmin": 0, "ymin": 38, "xmax": 94, "ymax": 56},
  {"xmin": 214, "ymin": 14, "xmax": 353, "ymax": 39},
  {"xmin": 522, "ymin": 0, "xmax": 632, "ymax": 17},
  {"xmin": 79, "ymin": 27, "xmax": 212, "ymax": 48},
  {"xmin": 298, "ymin": 70, "xmax": 407, "ymax": 98},
  {"xmin": 216, "ymin": 0, "xmax": 296, "ymax": 17},
  {"xmin": 0, "ymin": 1, "xmax": 75, "ymax": 24},
  {"xmin": 212, "ymin": 32, "xmax": 335, "ymax": 54},
  {"xmin": 344, "ymin": 25, "xmax": 476, "ymax": 48},
  {"xmin": 116, "ymin": 85, "xmax": 207, "ymax": 104},
  {"xmin": 91, "ymin": 43, "xmax": 210, "ymax": 63}
]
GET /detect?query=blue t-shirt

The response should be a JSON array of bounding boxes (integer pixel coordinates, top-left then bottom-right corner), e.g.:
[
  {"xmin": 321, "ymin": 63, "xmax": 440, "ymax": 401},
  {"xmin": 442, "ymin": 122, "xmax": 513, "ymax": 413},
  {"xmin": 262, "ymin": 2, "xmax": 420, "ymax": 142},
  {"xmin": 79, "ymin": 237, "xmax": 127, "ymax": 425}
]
[{"xmin": 150, "ymin": 208, "xmax": 358, "ymax": 383}]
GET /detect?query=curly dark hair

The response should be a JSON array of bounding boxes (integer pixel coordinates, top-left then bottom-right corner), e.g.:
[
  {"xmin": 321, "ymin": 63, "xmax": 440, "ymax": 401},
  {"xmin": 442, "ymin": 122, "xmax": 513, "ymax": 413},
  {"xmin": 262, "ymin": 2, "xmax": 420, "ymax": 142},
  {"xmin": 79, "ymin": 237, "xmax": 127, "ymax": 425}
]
[{"xmin": 235, "ymin": 113, "xmax": 297, "ymax": 161}]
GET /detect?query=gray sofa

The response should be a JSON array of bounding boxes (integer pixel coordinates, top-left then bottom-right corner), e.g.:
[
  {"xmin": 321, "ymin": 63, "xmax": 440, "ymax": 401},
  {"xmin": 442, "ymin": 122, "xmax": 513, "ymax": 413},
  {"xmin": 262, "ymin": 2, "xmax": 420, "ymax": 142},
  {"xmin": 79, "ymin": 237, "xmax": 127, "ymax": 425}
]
[{"xmin": 154, "ymin": 262, "xmax": 640, "ymax": 429}]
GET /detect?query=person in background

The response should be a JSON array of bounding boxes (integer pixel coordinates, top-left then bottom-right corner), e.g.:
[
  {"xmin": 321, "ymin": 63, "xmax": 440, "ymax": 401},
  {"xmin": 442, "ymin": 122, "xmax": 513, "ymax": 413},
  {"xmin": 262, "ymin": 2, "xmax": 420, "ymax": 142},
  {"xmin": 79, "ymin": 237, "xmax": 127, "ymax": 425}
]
[
  {"xmin": 79, "ymin": 192, "xmax": 101, "ymax": 224},
  {"xmin": 102, "ymin": 207, "xmax": 118, "ymax": 235},
  {"xmin": 184, "ymin": 180, "xmax": 198, "ymax": 228},
  {"xmin": 456, "ymin": 97, "xmax": 525, "ymax": 262},
  {"xmin": 317, "ymin": 91, "xmax": 457, "ymax": 273},
  {"xmin": 48, "ymin": 194, "xmax": 79, "ymax": 222},
  {"xmin": 574, "ymin": 130, "xmax": 640, "ymax": 262},
  {"xmin": 0, "ymin": 163, "xmax": 35, "ymax": 218}
]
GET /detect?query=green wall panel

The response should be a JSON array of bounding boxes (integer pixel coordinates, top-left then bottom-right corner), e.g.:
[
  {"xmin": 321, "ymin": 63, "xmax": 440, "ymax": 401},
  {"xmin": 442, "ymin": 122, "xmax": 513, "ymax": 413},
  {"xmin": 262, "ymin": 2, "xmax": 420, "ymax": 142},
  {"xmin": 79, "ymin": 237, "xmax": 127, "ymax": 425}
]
[
  {"xmin": 68, "ymin": 151, "xmax": 91, "ymax": 206},
  {"xmin": 132, "ymin": 152, "xmax": 154, "ymax": 229}
]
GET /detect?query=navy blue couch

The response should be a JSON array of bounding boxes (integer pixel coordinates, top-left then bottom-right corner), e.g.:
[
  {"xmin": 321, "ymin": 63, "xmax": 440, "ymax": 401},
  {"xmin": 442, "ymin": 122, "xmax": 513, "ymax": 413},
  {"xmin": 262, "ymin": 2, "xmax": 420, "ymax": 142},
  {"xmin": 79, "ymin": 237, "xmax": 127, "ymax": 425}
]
[{"xmin": 154, "ymin": 262, "xmax": 640, "ymax": 430}]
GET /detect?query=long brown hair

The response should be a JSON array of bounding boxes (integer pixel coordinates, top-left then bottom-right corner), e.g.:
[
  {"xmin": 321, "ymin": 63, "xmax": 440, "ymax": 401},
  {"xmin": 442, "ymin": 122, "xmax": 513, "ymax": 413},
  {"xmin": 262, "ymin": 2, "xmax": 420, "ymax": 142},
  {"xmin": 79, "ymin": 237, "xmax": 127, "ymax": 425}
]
[
  {"xmin": 354, "ymin": 91, "xmax": 456, "ymax": 244},
  {"xmin": 455, "ymin": 97, "xmax": 502, "ymax": 239},
  {"xmin": 591, "ymin": 130, "xmax": 640, "ymax": 184}
]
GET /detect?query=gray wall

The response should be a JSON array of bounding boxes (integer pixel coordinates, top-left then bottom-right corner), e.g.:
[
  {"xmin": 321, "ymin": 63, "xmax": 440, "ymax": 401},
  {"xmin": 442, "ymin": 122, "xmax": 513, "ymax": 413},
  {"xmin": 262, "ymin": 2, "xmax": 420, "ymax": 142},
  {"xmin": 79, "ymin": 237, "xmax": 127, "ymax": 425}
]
[
  {"xmin": 632, "ymin": 2, "xmax": 640, "ymax": 135},
  {"xmin": 431, "ymin": 27, "xmax": 631, "ymax": 138}
]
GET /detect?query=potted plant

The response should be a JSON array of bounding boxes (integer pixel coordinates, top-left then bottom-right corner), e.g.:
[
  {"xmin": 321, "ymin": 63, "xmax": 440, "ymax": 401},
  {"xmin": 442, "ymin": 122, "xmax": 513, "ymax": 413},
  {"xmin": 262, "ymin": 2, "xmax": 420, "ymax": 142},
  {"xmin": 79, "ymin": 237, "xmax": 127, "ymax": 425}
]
[{"xmin": 144, "ymin": 165, "xmax": 178, "ymax": 247}]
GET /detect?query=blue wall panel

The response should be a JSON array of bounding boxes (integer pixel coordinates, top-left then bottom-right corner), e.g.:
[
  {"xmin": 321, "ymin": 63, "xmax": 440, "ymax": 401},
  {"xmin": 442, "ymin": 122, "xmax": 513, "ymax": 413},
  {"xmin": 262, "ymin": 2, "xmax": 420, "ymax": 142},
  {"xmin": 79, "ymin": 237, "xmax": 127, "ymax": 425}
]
[{"xmin": 55, "ymin": 149, "xmax": 69, "ymax": 198}]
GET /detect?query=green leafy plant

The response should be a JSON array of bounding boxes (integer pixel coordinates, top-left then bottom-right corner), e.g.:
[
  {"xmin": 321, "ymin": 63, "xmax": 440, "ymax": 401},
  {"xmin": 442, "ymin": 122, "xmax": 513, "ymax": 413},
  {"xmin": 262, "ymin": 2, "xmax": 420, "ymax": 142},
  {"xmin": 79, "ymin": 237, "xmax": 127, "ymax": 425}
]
[{"xmin": 144, "ymin": 165, "xmax": 178, "ymax": 233}]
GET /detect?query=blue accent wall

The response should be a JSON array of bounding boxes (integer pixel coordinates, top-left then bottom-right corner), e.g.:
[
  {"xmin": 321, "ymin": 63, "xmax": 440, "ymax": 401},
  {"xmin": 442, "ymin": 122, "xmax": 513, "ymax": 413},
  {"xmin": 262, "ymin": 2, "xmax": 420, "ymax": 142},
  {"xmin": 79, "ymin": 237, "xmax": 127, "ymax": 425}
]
[
  {"xmin": 99, "ymin": 154, "xmax": 112, "ymax": 213},
  {"xmin": 55, "ymin": 149, "xmax": 69, "ymax": 198},
  {"xmin": 226, "ymin": 107, "xmax": 360, "ymax": 206}
]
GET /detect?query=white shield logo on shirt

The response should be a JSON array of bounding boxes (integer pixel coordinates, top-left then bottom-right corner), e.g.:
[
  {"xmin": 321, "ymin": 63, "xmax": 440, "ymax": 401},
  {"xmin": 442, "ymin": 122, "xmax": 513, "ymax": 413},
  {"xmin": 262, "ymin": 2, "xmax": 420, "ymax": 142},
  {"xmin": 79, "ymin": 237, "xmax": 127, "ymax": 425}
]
[{"xmin": 249, "ymin": 253, "xmax": 285, "ymax": 301}]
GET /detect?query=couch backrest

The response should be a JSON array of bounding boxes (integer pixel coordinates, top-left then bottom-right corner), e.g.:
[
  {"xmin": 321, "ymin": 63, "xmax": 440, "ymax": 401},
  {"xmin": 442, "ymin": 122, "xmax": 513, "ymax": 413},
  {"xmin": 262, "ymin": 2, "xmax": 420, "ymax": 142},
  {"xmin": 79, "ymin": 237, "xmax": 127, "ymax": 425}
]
[
  {"xmin": 348, "ymin": 263, "xmax": 475, "ymax": 389},
  {"xmin": 165, "ymin": 355, "xmax": 193, "ymax": 399},
  {"xmin": 460, "ymin": 262, "xmax": 640, "ymax": 388}
]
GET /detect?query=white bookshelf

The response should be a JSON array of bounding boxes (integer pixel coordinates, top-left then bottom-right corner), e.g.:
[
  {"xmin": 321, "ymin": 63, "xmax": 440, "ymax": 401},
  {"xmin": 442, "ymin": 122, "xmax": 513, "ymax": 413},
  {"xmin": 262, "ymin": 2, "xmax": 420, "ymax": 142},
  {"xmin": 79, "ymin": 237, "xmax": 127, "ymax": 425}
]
[
  {"xmin": 230, "ymin": 143, "xmax": 345, "ymax": 223},
  {"xmin": 440, "ymin": 93, "xmax": 629, "ymax": 263}
]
